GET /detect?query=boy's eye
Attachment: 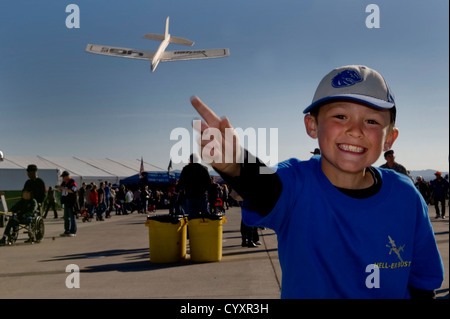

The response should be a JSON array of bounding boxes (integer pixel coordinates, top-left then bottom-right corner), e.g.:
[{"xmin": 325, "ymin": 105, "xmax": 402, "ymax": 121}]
[
  {"xmin": 333, "ymin": 115, "xmax": 346, "ymax": 120},
  {"xmin": 366, "ymin": 119, "xmax": 379, "ymax": 125}
]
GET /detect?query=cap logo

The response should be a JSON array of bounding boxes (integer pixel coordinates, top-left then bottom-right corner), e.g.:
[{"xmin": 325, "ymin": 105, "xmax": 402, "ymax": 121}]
[{"xmin": 331, "ymin": 70, "xmax": 363, "ymax": 88}]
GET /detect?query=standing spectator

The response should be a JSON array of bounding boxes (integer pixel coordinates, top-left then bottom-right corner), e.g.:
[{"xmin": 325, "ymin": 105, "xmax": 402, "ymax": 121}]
[
  {"xmin": 78, "ymin": 182, "xmax": 87, "ymax": 213},
  {"xmin": 96, "ymin": 182, "xmax": 106, "ymax": 221},
  {"xmin": 115, "ymin": 185, "xmax": 126, "ymax": 215},
  {"xmin": 132, "ymin": 187, "xmax": 142, "ymax": 213},
  {"xmin": 430, "ymin": 171, "xmax": 449, "ymax": 219},
  {"xmin": 168, "ymin": 180, "xmax": 181, "ymax": 215},
  {"xmin": 43, "ymin": 187, "xmax": 58, "ymax": 219},
  {"xmin": 177, "ymin": 153, "xmax": 211, "ymax": 217},
  {"xmin": 23, "ymin": 164, "xmax": 46, "ymax": 215},
  {"xmin": 240, "ymin": 219, "xmax": 259, "ymax": 248},
  {"xmin": 415, "ymin": 176, "xmax": 431, "ymax": 204},
  {"xmin": 84, "ymin": 184, "xmax": 92, "ymax": 215},
  {"xmin": 107, "ymin": 183, "xmax": 115, "ymax": 218},
  {"xmin": 236, "ymin": 185, "xmax": 259, "ymax": 247},
  {"xmin": 154, "ymin": 189, "xmax": 162, "ymax": 208},
  {"xmin": 125, "ymin": 187, "xmax": 134, "ymax": 214},
  {"xmin": 221, "ymin": 184, "xmax": 230, "ymax": 210},
  {"xmin": 57, "ymin": 171, "xmax": 77, "ymax": 237},
  {"xmin": 380, "ymin": 150, "xmax": 410, "ymax": 177},
  {"xmin": 141, "ymin": 185, "xmax": 151, "ymax": 213},
  {"xmin": 208, "ymin": 177, "xmax": 220, "ymax": 214},
  {"xmin": 88, "ymin": 184, "xmax": 98, "ymax": 218},
  {"xmin": 104, "ymin": 181, "xmax": 111, "ymax": 217}
]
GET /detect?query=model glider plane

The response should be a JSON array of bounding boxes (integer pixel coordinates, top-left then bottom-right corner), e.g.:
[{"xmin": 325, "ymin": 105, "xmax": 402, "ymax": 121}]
[{"xmin": 86, "ymin": 17, "xmax": 229, "ymax": 72}]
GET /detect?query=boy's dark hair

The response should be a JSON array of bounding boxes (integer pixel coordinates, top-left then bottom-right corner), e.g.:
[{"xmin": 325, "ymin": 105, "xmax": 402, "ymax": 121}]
[{"xmin": 309, "ymin": 100, "xmax": 396, "ymax": 125}]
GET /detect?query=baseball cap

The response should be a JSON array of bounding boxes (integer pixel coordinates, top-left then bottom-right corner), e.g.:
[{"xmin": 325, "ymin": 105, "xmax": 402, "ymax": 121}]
[
  {"xmin": 26, "ymin": 164, "xmax": 38, "ymax": 172},
  {"xmin": 60, "ymin": 170, "xmax": 70, "ymax": 177},
  {"xmin": 303, "ymin": 65, "xmax": 396, "ymax": 120}
]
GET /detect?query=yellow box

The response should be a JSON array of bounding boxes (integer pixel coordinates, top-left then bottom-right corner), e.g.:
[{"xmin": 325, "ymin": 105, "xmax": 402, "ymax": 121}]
[
  {"xmin": 188, "ymin": 216, "xmax": 226, "ymax": 262},
  {"xmin": 145, "ymin": 217, "xmax": 186, "ymax": 263}
]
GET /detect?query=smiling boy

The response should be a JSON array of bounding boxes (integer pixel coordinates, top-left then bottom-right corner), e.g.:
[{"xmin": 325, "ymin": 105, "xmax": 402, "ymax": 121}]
[
  {"xmin": 304, "ymin": 100, "xmax": 397, "ymax": 190},
  {"xmin": 190, "ymin": 65, "xmax": 444, "ymax": 298}
]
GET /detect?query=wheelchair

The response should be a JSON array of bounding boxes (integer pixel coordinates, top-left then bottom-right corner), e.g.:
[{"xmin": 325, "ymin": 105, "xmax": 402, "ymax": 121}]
[{"xmin": 5, "ymin": 212, "xmax": 45, "ymax": 245}]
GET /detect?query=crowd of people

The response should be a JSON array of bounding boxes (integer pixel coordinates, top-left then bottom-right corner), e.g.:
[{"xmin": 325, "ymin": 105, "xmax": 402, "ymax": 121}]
[
  {"xmin": 1, "ymin": 153, "xmax": 448, "ymax": 246},
  {"xmin": 0, "ymin": 162, "xmax": 241, "ymax": 241},
  {"xmin": 65, "ymin": 178, "xmax": 236, "ymax": 222},
  {"xmin": 74, "ymin": 182, "xmax": 152, "ymax": 221}
]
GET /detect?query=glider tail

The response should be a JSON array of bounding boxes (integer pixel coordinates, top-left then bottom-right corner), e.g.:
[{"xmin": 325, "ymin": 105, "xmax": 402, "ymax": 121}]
[
  {"xmin": 142, "ymin": 16, "xmax": 195, "ymax": 46},
  {"xmin": 165, "ymin": 16, "xmax": 169, "ymax": 38}
]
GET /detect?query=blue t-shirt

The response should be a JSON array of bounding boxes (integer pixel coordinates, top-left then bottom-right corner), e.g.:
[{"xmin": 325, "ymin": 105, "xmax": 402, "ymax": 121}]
[{"xmin": 242, "ymin": 157, "xmax": 444, "ymax": 298}]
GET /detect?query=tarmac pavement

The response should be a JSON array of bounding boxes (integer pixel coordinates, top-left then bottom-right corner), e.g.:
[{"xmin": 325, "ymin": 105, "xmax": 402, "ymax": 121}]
[
  {"xmin": 0, "ymin": 205, "xmax": 448, "ymax": 300},
  {"xmin": 0, "ymin": 206, "xmax": 281, "ymax": 299}
]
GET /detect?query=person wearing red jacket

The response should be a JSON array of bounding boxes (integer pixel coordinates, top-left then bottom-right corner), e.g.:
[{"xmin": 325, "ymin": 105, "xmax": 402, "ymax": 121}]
[{"xmin": 88, "ymin": 184, "xmax": 98, "ymax": 219}]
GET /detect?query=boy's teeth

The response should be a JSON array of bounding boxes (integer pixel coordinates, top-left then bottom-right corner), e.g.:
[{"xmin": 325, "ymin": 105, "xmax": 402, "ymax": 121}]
[{"xmin": 338, "ymin": 144, "xmax": 364, "ymax": 153}]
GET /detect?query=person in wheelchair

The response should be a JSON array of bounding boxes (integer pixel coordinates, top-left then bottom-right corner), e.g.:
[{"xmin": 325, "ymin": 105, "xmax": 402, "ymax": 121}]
[{"xmin": 0, "ymin": 188, "xmax": 38, "ymax": 246}]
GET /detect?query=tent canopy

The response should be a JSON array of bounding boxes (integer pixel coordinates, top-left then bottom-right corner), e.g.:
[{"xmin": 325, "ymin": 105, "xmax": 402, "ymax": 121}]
[
  {"xmin": 120, "ymin": 171, "xmax": 181, "ymax": 186},
  {"xmin": 0, "ymin": 156, "xmax": 166, "ymax": 189}
]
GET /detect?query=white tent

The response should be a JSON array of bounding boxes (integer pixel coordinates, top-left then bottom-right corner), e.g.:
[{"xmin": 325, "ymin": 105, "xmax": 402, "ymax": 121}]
[
  {"xmin": 0, "ymin": 156, "xmax": 165, "ymax": 190},
  {"xmin": 0, "ymin": 158, "xmax": 60, "ymax": 190}
]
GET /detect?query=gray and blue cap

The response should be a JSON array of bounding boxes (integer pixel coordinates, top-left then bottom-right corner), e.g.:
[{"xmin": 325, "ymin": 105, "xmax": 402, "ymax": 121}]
[{"xmin": 303, "ymin": 65, "xmax": 396, "ymax": 121}]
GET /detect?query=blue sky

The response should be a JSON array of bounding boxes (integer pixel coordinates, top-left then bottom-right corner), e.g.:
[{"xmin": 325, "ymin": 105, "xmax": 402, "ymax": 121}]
[{"xmin": 0, "ymin": 0, "xmax": 448, "ymax": 172}]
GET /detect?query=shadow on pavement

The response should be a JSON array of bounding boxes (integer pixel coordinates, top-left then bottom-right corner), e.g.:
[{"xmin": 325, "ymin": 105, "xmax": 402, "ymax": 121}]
[{"xmin": 39, "ymin": 248, "xmax": 149, "ymax": 262}]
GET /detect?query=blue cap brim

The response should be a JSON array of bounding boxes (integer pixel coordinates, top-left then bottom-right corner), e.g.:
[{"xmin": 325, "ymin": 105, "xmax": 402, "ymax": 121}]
[{"xmin": 303, "ymin": 94, "xmax": 395, "ymax": 114}]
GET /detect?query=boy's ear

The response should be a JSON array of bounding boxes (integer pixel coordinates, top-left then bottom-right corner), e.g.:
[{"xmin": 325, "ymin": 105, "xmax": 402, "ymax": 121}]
[
  {"xmin": 304, "ymin": 114, "xmax": 318, "ymax": 139},
  {"xmin": 383, "ymin": 127, "xmax": 399, "ymax": 151}
]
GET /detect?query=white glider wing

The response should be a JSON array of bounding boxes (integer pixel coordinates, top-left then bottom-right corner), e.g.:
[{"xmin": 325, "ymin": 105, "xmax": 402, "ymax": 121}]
[
  {"xmin": 85, "ymin": 44, "xmax": 154, "ymax": 61},
  {"xmin": 161, "ymin": 49, "xmax": 230, "ymax": 62}
]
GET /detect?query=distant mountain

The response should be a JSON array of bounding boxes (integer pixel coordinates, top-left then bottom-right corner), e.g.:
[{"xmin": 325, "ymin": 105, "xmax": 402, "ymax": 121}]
[{"xmin": 409, "ymin": 169, "xmax": 449, "ymax": 182}]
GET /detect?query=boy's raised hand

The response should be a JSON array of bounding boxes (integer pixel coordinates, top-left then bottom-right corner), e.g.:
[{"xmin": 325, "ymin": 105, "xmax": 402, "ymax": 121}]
[{"xmin": 190, "ymin": 96, "xmax": 241, "ymax": 177}]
